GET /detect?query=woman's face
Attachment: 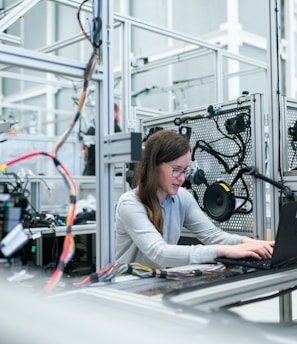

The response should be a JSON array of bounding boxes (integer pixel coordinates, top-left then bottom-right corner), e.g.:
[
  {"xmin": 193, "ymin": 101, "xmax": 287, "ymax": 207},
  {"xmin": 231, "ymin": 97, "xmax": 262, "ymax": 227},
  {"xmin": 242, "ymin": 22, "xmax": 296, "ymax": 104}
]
[{"xmin": 156, "ymin": 151, "xmax": 191, "ymax": 202}]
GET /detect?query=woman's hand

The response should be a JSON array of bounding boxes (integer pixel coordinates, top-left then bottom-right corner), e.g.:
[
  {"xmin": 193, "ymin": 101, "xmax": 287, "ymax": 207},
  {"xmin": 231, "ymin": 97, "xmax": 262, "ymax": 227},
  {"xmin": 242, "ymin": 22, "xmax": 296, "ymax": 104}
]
[{"xmin": 217, "ymin": 238, "xmax": 275, "ymax": 259}]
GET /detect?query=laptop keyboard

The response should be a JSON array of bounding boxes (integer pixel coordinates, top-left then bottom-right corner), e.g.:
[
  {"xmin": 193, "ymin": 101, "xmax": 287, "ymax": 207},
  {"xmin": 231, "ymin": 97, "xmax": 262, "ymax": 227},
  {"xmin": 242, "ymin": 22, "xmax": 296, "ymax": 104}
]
[
  {"xmin": 216, "ymin": 256, "xmax": 273, "ymax": 270},
  {"xmin": 229, "ymin": 257, "xmax": 272, "ymax": 269}
]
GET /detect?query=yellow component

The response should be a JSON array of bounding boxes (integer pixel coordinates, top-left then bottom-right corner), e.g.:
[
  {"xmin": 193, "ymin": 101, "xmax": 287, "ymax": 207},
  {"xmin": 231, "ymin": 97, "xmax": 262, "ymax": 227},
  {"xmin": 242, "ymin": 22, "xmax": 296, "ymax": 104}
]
[
  {"xmin": 266, "ymin": 228, "xmax": 272, "ymax": 241},
  {"xmin": 219, "ymin": 182, "xmax": 230, "ymax": 192},
  {"xmin": 0, "ymin": 164, "xmax": 7, "ymax": 172}
]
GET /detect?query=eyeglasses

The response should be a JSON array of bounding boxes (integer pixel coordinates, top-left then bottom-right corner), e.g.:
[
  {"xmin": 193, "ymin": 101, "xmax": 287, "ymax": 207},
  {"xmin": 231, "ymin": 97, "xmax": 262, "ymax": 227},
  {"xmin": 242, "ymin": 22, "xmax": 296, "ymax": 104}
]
[{"xmin": 164, "ymin": 163, "xmax": 194, "ymax": 178}]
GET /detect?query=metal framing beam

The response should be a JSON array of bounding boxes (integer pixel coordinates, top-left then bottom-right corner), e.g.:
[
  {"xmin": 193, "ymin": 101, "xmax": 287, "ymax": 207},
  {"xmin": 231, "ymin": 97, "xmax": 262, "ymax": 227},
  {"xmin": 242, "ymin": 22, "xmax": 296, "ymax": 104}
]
[
  {"xmin": 0, "ymin": 0, "xmax": 41, "ymax": 33},
  {"xmin": 267, "ymin": 0, "xmax": 282, "ymax": 238},
  {"xmin": 96, "ymin": 0, "xmax": 115, "ymax": 269},
  {"xmin": 168, "ymin": 267, "xmax": 297, "ymax": 322},
  {"xmin": 114, "ymin": 13, "xmax": 267, "ymax": 71},
  {"xmin": 0, "ymin": 44, "xmax": 103, "ymax": 79}
]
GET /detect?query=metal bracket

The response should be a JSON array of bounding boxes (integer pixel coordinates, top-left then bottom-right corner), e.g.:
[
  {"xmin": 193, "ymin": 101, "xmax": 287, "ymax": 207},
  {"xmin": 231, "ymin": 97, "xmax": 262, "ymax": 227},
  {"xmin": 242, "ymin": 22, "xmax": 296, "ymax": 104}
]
[{"xmin": 103, "ymin": 132, "xmax": 142, "ymax": 164}]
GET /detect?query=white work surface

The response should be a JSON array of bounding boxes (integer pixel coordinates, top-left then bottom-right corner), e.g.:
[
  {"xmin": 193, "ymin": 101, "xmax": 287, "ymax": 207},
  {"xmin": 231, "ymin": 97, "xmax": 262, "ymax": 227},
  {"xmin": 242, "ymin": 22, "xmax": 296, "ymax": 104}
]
[{"xmin": 1, "ymin": 264, "xmax": 297, "ymax": 344}]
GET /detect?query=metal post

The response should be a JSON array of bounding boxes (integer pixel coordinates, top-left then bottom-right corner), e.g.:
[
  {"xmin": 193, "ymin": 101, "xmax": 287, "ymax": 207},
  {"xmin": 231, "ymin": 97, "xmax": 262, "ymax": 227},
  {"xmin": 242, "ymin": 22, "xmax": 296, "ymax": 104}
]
[
  {"xmin": 279, "ymin": 292, "xmax": 293, "ymax": 322},
  {"xmin": 267, "ymin": 0, "xmax": 282, "ymax": 238},
  {"xmin": 95, "ymin": 0, "xmax": 115, "ymax": 270}
]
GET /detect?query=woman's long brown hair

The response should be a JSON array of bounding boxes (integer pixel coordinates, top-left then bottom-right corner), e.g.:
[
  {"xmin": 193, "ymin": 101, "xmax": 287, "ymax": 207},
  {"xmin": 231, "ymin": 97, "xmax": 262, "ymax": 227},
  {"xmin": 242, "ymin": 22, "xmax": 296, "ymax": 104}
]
[{"xmin": 133, "ymin": 130, "xmax": 190, "ymax": 235}]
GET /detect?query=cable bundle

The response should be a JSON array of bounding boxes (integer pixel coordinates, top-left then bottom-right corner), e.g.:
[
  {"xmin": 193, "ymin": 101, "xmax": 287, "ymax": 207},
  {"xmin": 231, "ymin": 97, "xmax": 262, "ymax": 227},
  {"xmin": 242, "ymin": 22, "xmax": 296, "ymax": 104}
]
[
  {"xmin": 0, "ymin": 152, "xmax": 77, "ymax": 292},
  {"xmin": 128, "ymin": 263, "xmax": 202, "ymax": 280},
  {"xmin": 73, "ymin": 262, "xmax": 203, "ymax": 287},
  {"xmin": 74, "ymin": 261, "xmax": 128, "ymax": 287}
]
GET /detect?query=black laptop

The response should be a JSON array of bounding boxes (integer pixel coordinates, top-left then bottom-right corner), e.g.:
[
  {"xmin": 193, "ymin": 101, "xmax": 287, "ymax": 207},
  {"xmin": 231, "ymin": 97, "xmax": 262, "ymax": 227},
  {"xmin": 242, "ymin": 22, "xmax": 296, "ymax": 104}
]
[{"xmin": 215, "ymin": 201, "xmax": 297, "ymax": 270}]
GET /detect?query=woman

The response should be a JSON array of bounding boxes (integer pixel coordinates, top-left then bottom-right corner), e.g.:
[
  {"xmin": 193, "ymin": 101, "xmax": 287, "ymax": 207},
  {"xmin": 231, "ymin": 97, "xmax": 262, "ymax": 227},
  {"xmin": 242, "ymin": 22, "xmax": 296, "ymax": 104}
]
[{"xmin": 115, "ymin": 130, "xmax": 274, "ymax": 269}]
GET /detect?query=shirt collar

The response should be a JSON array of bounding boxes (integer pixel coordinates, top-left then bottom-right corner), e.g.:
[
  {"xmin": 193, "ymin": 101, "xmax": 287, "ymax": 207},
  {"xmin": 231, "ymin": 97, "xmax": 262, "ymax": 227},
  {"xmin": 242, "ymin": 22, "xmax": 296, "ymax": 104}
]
[{"xmin": 160, "ymin": 194, "xmax": 175, "ymax": 206}]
